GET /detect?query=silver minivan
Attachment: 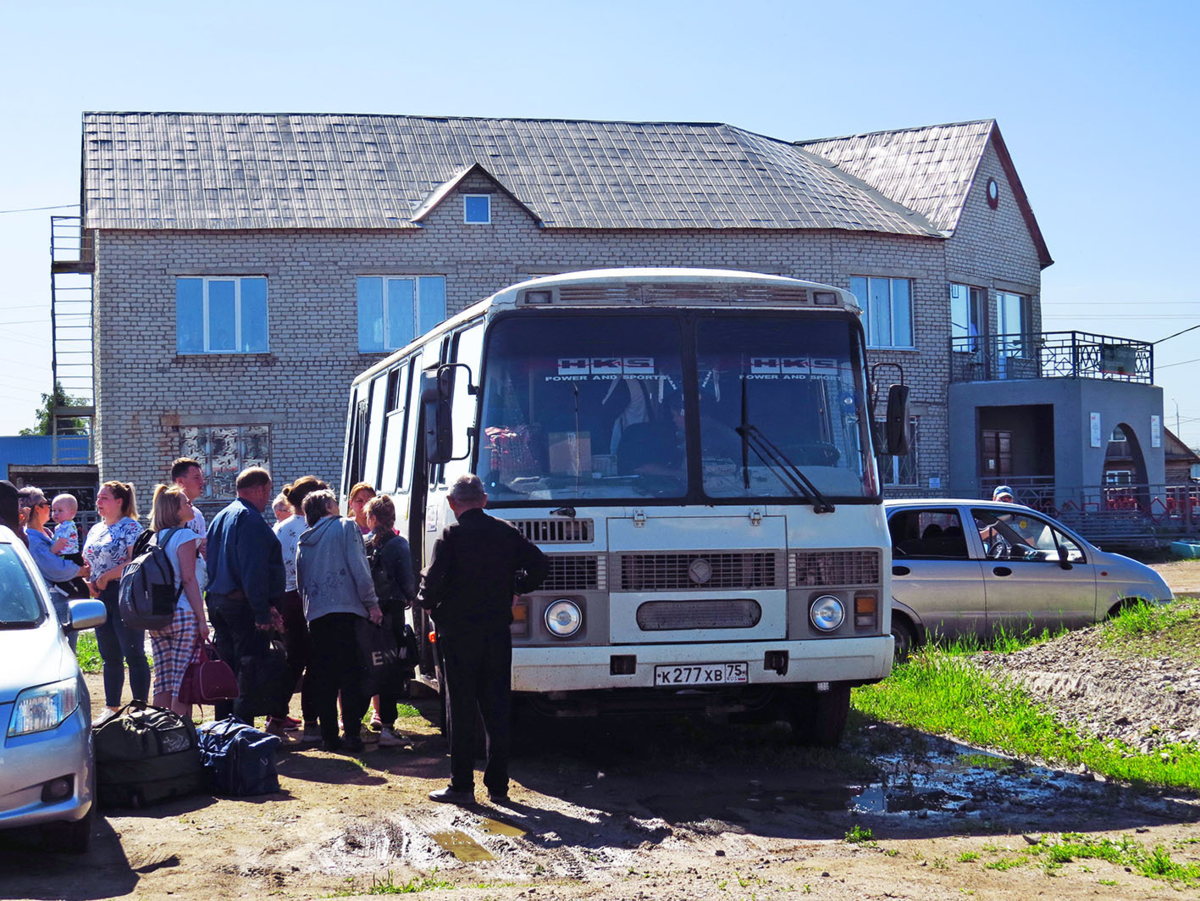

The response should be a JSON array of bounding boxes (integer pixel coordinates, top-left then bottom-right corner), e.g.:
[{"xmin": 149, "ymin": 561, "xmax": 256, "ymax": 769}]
[
  {"xmin": 0, "ymin": 526, "xmax": 106, "ymax": 852},
  {"xmin": 885, "ymin": 499, "xmax": 1173, "ymax": 656}
]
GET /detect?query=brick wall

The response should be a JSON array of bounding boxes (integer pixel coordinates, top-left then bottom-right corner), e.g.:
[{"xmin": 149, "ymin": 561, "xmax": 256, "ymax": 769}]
[{"xmin": 91, "ymin": 155, "xmax": 1042, "ymax": 505}]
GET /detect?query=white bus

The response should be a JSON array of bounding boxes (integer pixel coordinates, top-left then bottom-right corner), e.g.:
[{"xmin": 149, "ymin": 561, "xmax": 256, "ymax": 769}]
[{"xmin": 343, "ymin": 268, "xmax": 909, "ymax": 744}]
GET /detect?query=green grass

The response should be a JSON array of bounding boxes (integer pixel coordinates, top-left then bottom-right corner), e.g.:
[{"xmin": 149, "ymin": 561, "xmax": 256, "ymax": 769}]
[
  {"xmin": 1027, "ymin": 834, "xmax": 1200, "ymax": 885},
  {"xmin": 1102, "ymin": 597, "xmax": 1200, "ymax": 662},
  {"xmin": 852, "ymin": 649, "xmax": 1200, "ymax": 790},
  {"xmin": 329, "ymin": 870, "xmax": 454, "ymax": 896},
  {"xmin": 75, "ymin": 631, "xmax": 102, "ymax": 673}
]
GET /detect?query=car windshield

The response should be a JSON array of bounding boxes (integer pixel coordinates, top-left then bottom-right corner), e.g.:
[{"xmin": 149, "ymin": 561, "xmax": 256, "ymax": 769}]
[
  {"xmin": 0, "ymin": 544, "xmax": 47, "ymax": 627},
  {"xmin": 477, "ymin": 311, "xmax": 876, "ymax": 503}
]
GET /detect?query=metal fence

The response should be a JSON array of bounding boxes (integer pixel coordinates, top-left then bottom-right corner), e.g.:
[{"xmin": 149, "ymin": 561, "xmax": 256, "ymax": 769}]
[{"xmin": 950, "ymin": 331, "xmax": 1154, "ymax": 384}]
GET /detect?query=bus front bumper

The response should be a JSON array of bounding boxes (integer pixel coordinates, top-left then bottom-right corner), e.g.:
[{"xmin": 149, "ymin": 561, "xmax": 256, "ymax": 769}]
[{"xmin": 511, "ymin": 636, "xmax": 892, "ymax": 693}]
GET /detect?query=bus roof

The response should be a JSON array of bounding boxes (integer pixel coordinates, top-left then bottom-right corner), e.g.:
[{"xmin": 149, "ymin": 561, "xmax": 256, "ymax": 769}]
[{"xmin": 352, "ymin": 268, "xmax": 859, "ymax": 386}]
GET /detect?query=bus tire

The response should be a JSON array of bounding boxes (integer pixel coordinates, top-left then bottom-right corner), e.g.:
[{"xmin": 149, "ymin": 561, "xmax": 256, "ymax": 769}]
[
  {"xmin": 788, "ymin": 684, "xmax": 851, "ymax": 747},
  {"xmin": 891, "ymin": 616, "xmax": 917, "ymax": 663}
]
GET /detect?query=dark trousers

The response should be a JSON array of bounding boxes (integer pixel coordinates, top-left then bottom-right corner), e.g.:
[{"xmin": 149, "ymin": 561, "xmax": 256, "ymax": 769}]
[
  {"xmin": 440, "ymin": 628, "xmax": 512, "ymax": 794},
  {"xmin": 207, "ymin": 593, "xmax": 268, "ymax": 723},
  {"xmin": 308, "ymin": 613, "xmax": 369, "ymax": 742},
  {"xmin": 376, "ymin": 611, "xmax": 409, "ymax": 724},
  {"xmin": 95, "ymin": 582, "xmax": 150, "ymax": 707},
  {"xmin": 278, "ymin": 590, "xmax": 316, "ymax": 722}
]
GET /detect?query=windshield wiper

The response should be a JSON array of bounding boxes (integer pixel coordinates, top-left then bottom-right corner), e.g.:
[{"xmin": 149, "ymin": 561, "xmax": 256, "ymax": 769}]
[{"xmin": 735, "ymin": 423, "xmax": 836, "ymax": 513}]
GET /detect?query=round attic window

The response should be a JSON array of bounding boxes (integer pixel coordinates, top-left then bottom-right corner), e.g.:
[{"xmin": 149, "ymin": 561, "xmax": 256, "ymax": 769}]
[{"xmin": 986, "ymin": 178, "xmax": 999, "ymax": 209}]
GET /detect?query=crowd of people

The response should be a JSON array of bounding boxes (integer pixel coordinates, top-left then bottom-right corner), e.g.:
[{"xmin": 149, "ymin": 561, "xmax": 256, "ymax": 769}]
[
  {"xmin": 3, "ymin": 461, "xmax": 417, "ymax": 751},
  {"xmin": 0, "ymin": 465, "xmax": 549, "ymax": 804}
]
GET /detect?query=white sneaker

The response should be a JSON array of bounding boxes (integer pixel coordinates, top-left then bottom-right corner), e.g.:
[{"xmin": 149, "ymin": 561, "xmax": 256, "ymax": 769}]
[{"xmin": 377, "ymin": 728, "xmax": 408, "ymax": 748}]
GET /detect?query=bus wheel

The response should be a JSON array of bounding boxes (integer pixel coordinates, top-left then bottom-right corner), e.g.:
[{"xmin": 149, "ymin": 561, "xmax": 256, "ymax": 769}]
[
  {"xmin": 788, "ymin": 684, "xmax": 851, "ymax": 747},
  {"xmin": 891, "ymin": 616, "xmax": 917, "ymax": 663}
]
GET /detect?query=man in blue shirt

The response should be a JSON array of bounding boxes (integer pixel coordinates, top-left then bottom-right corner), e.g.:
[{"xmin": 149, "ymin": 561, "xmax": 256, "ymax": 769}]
[{"xmin": 206, "ymin": 467, "xmax": 285, "ymax": 723}]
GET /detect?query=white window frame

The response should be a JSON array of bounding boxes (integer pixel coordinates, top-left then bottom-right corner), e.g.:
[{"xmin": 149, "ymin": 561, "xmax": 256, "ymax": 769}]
[
  {"xmin": 357, "ymin": 276, "xmax": 447, "ymax": 353},
  {"xmin": 881, "ymin": 417, "xmax": 920, "ymax": 488},
  {"xmin": 464, "ymin": 194, "xmax": 492, "ymax": 224},
  {"xmin": 950, "ymin": 283, "xmax": 984, "ymax": 350},
  {"xmin": 177, "ymin": 276, "xmax": 269, "ymax": 355},
  {"xmin": 850, "ymin": 276, "xmax": 914, "ymax": 349}
]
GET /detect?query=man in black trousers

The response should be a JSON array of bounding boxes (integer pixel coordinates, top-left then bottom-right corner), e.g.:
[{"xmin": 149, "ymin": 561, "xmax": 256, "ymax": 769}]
[{"xmin": 420, "ymin": 473, "xmax": 549, "ymax": 804}]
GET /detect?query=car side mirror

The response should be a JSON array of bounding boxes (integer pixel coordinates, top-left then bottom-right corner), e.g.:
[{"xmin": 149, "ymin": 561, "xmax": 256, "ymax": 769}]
[
  {"xmin": 66, "ymin": 598, "xmax": 107, "ymax": 631},
  {"xmin": 1057, "ymin": 546, "xmax": 1073, "ymax": 570}
]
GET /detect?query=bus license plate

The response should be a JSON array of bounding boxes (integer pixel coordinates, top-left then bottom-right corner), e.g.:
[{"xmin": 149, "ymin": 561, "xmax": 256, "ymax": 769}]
[{"xmin": 653, "ymin": 662, "xmax": 748, "ymax": 686}]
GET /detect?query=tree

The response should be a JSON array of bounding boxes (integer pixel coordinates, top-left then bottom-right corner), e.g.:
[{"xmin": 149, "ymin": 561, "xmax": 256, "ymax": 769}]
[{"xmin": 20, "ymin": 383, "xmax": 87, "ymax": 436}]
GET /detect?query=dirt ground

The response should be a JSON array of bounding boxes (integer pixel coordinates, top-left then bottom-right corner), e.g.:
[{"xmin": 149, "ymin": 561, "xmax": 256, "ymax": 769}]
[{"xmin": 3, "ymin": 561, "xmax": 1200, "ymax": 901}]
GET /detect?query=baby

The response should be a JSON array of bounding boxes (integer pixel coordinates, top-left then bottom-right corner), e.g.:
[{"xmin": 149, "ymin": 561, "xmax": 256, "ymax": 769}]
[{"xmin": 50, "ymin": 493, "xmax": 83, "ymax": 563}]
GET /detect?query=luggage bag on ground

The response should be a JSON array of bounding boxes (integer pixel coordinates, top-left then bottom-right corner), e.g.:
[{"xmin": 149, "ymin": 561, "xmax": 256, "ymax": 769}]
[
  {"xmin": 92, "ymin": 701, "xmax": 204, "ymax": 808},
  {"xmin": 196, "ymin": 718, "xmax": 281, "ymax": 796}
]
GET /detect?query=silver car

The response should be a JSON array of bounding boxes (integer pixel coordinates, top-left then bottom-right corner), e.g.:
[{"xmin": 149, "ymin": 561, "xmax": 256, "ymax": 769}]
[
  {"xmin": 0, "ymin": 525, "xmax": 106, "ymax": 852},
  {"xmin": 885, "ymin": 499, "xmax": 1173, "ymax": 657}
]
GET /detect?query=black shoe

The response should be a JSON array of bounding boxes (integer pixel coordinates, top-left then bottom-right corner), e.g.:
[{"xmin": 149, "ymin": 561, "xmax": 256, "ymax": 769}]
[
  {"xmin": 343, "ymin": 734, "xmax": 365, "ymax": 753},
  {"xmin": 428, "ymin": 785, "xmax": 473, "ymax": 804},
  {"xmin": 321, "ymin": 736, "xmax": 343, "ymax": 752},
  {"xmin": 488, "ymin": 790, "xmax": 510, "ymax": 804}
]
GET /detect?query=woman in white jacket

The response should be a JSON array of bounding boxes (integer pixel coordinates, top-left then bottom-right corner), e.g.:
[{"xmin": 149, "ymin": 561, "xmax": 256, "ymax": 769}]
[{"xmin": 295, "ymin": 489, "xmax": 381, "ymax": 752}]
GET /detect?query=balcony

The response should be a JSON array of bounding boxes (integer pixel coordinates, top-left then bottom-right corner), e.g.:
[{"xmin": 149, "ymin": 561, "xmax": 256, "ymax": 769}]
[{"xmin": 950, "ymin": 331, "xmax": 1154, "ymax": 384}]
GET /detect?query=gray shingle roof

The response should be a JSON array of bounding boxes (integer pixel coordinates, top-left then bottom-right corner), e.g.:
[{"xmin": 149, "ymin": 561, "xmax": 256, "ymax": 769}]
[
  {"xmin": 797, "ymin": 120, "xmax": 996, "ymax": 233},
  {"xmin": 81, "ymin": 113, "xmax": 943, "ymax": 236}
]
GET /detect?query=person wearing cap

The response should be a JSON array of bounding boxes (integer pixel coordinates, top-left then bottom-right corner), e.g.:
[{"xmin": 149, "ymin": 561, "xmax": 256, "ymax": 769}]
[
  {"xmin": 992, "ymin": 485, "xmax": 1016, "ymax": 503},
  {"xmin": 978, "ymin": 485, "xmax": 1033, "ymax": 556}
]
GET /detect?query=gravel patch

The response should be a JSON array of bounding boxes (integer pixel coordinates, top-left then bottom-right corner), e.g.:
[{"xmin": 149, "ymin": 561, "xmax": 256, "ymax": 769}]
[{"xmin": 972, "ymin": 624, "xmax": 1200, "ymax": 752}]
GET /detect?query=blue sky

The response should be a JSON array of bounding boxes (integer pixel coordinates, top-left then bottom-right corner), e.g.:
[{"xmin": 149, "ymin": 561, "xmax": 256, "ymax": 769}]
[{"xmin": 2, "ymin": 0, "xmax": 1198, "ymax": 448}]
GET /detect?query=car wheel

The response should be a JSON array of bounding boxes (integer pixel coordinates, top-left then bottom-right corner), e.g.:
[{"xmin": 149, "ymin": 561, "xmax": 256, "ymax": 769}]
[
  {"xmin": 46, "ymin": 808, "xmax": 92, "ymax": 854},
  {"xmin": 788, "ymin": 684, "xmax": 851, "ymax": 747},
  {"xmin": 891, "ymin": 616, "xmax": 917, "ymax": 663}
]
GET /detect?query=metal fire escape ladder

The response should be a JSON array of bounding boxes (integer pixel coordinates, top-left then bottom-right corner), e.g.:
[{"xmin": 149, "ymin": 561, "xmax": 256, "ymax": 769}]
[{"xmin": 49, "ymin": 216, "xmax": 95, "ymax": 464}]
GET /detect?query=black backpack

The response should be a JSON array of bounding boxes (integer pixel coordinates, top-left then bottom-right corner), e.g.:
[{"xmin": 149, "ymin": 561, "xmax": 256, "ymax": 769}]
[{"xmin": 118, "ymin": 527, "xmax": 185, "ymax": 630}]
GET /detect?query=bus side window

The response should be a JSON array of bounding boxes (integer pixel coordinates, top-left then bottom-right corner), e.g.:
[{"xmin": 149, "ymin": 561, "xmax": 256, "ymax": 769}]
[
  {"xmin": 343, "ymin": 384, "xmax": 369, "ymax": 495},
  {"xmin": 380, "ymin": 363, "xmax": 410, "ymax": 495}
]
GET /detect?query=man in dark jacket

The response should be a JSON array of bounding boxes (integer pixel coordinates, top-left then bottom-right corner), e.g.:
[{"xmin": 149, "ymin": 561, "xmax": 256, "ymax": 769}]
[
  {"xmin": 420, "ymin": 473, "xmax": 549, "ymax": 804},
  {"xmin": 206, "ymin": 467, "xmax": 286, "ymax": 723}
]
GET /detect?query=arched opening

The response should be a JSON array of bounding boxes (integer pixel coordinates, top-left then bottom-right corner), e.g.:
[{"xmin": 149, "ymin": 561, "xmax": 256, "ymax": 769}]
[{"xmin": 1103, "ymin": 423, "xmax": 1149, "ymax": 510}]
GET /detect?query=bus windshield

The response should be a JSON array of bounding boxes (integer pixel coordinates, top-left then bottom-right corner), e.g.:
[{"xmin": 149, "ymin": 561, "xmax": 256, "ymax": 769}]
[{"xmin": 477, "ymin": 312, "xmax": 877, "ymax": 503}]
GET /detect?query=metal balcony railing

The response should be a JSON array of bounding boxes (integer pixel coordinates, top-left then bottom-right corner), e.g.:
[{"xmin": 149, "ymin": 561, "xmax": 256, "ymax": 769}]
[{"xmin": 950, "ymin": 331, "xmax": 1154, "ymax": 384}]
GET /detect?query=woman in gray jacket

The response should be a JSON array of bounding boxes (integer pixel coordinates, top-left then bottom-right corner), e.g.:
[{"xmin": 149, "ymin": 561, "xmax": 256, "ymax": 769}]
[{"xmin": 296, "ymin": 489, "xmax": 381, "ymax": 752}]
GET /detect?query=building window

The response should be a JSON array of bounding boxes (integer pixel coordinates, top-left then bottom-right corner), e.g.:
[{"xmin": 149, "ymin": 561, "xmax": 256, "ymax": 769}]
[
  {"xmin": 357, "ymin": 276, "xmax": 447, "ymax": 353},
  {"xmin": 880, "ymin": 417, "xmax": 919, "ymax": 487},
  {"xmin": 176, "ymin": 277, "xmax": 268, "ymax": 354},
  {"xmin": 179, "ymin": 424, "xmax": 271, "ymax": 498},
  {"xmin": 850, "ymin": 276, "xmax": 913, "ymax": 348},
  {"xmin": 464, "ymin": 194, "xmax": 491, "ymax": 224},
  {"xmin": 950, "ymin": 284, "xmax": 984, "ymax": 350},
  {"xmin": 1105, "ymin": 470, "xmax": 1132, "ymax": 486}
]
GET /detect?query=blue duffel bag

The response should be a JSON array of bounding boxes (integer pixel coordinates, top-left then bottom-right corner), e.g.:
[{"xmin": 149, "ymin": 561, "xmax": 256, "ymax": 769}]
[{"xmin": 196, "ymin": 718, "xmax": 281, "ymax": 796}]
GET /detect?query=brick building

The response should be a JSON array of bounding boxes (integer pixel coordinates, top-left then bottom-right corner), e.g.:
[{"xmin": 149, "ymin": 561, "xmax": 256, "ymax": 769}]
[{"xmin": 61, "ymin": 113, "xmax": 1071, "ymax": 510}]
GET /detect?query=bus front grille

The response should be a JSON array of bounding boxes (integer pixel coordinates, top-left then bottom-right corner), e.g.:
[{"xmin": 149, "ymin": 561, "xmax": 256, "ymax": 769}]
[
  {"xmin": 617, "ymin": 551, "xmax": 782, "ymax": 591},
  {"xmin": 510, "ymin": 518, "xmax": 594, "ymax": 543},
  {"xmin": 637, "ymin": 599, "xmax": 762, "ymax": 631},
  {"xmin": 542, "ymin": 554, "xmax": 603, "ymax": 591},
  {"xmin": 790, "ymin": 550, "xmax": 881, "ymax": 587}
]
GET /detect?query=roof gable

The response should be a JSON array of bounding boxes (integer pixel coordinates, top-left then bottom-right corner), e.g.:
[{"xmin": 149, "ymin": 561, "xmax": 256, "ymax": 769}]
[
  {"xmin": 410, "ymin": 163, "xmax": 542, "ymax": 225},
  {"xmin": 81, "ymin": 113, "xmax": 942, "ymax": 237},
  {"xmin": 798, "ymin": 120, "xmax": 1052, "ymax": 268}
]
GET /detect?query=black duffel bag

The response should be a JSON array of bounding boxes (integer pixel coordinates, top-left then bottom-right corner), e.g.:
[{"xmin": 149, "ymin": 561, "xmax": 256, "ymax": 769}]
[
  {"xmin": 356, "ymin": 614, "xmax": 412, "ymax": 698},
  {"xmin": 197, "ymin": 718, "xmax": 281, "ymax": 796},
  {"xmin": 93, "ymin": 701, "xmax": 204, "ymax": 808},
  {"xmin": 237, "ymin": 633, "xmax": 292, "ymax": 719}
]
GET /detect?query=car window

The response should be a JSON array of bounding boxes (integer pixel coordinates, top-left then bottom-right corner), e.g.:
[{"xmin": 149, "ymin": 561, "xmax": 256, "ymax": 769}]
[
  {"xmin": 0, "ymin": 544, "xmax": 47, "ymax": 626},
  {"xmin": 971, "ymin": 508, "xmax": 1085, "ymax": 563},
  {"xmin": 889, "ymin": 509, "xmax": 970, "ymax": 559}
]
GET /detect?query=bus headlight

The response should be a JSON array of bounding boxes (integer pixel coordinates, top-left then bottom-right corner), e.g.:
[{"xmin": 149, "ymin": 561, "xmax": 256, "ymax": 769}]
[
  {"xmin": 544, "ymin": 599, "xmax": 583, "ymax": 638},
  {"xmin": 809, "ymin": 595, "xmax": 845, "ymax": 632}
]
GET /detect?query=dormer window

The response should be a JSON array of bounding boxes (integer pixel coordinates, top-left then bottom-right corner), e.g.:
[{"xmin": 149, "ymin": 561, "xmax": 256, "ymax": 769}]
[{"xmin": 464, "ymin": 194, "xmax": 491, "ymax": 224}]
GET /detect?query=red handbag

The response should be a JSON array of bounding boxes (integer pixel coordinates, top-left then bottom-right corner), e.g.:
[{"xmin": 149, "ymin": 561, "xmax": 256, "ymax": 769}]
[{"xmin": 178, "ymin": 641, "xmax": 239, "ymax": 705}]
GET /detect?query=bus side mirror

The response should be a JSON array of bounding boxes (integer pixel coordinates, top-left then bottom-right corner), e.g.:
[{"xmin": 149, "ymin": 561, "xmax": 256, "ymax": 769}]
[
  {"xmin": 421, "ymin": 372, "xmax": 454, "ymax": 464},
  {"xmin": 884, "ymin": 384, "xmax": 910, "ymax": 456}
]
